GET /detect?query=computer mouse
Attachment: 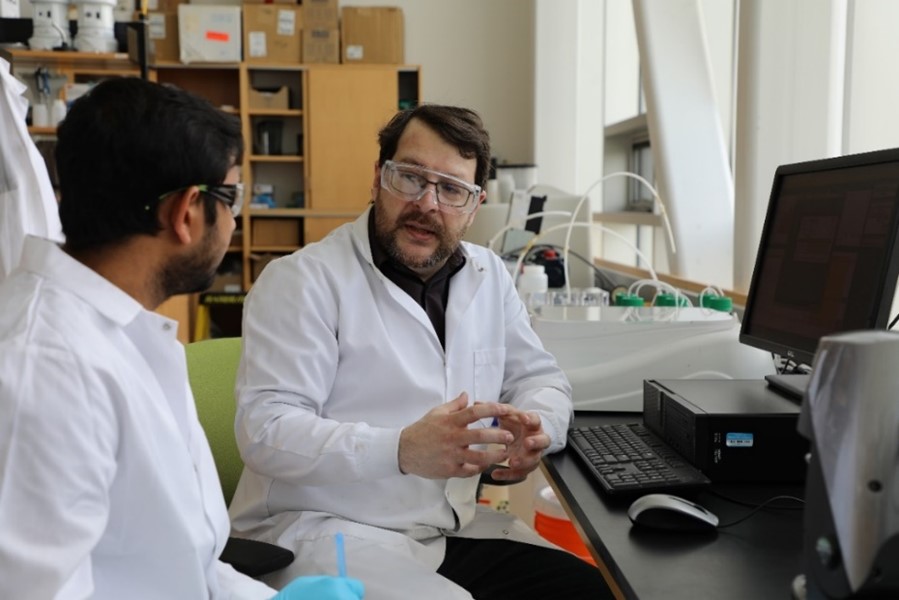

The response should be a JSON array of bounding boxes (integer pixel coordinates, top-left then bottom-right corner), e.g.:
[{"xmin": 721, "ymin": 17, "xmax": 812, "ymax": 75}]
[{"xmin": 627, "ymin": 493, "xmax": 719, "ymax": 532}]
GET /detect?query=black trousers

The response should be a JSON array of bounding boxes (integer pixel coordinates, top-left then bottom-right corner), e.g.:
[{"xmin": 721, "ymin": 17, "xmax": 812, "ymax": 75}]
[{"xmin": 437, "ymin": 537, "xmax": 615, "ymax": 600}]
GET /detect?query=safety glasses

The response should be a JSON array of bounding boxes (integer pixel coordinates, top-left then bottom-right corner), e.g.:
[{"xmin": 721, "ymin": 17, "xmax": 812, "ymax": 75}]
[
  {"xmin": 157, "ymin": 182, "xmax": 245, "ymax": 217},
  {"xmin": 380, "ymin": 160, "xmax": 481, "ymax": 215}
]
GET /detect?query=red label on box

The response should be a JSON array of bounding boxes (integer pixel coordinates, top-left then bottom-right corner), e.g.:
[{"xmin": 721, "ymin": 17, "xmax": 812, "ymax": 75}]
[{"xmin": 206, "ymin": 30, "xmax": 230, "ymax": 42}]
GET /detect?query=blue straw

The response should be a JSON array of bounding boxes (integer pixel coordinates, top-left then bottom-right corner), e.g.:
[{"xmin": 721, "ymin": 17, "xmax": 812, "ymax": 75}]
[{"xmin": 335, "ymin": 533, "xmax": 346, "ymax": 578}]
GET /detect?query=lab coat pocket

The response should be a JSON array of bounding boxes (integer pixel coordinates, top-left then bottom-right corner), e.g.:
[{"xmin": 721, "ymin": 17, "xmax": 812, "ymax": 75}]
[{"xmin": 473, "ymin": 348, "xmax": 506, "ymax": 403}]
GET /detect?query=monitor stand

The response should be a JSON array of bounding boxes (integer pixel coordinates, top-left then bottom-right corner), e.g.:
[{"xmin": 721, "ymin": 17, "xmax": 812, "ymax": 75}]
[{"xmin": 764, "ymin": 373, "xmax": 811, "ymax": 404}]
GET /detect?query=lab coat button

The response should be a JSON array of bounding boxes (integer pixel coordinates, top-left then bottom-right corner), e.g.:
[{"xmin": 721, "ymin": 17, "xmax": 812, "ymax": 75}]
[{"xmin": 162, "ymin": 323, "xmax": 172, "ymax": 331}]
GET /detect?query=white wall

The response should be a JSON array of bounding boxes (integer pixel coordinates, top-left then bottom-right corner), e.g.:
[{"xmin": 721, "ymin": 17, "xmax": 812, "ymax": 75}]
[
  {"xmin": 533, "ymin": 0, "xmax": 604, "ymax": 194},
  {"xmin": 604, "ymin": 0, "xmax": 640, "ymax": 126},
  {"xmin": 338, "ymin": 0, "xmax": 536, "ymax": 165},
  {"xmin": 844, "ymin": 0, "xmax": 899, "ymax": 154}
]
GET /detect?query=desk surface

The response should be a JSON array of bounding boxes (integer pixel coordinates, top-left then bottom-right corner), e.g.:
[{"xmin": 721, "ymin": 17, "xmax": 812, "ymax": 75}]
[{"xmin": 543, "ymin": 412, "xmax": 805, "ymax": 600}]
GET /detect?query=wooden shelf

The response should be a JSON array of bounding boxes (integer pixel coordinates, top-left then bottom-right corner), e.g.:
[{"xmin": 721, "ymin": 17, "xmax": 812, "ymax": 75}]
[
  {"xmin": 27, "ymin": 126, "xmax": 57, "ymax": 135},
  {"xmin": 247, "ymin": 108, "xmax": 303, "ymax": 117},
  {"xmin": 249, "ymin": 155, "xmax": 303, "ymax": 163},
  {"xmin": 151, "ymin": 60, "xmax": 240, "ymax": 70},
  {"xmin": 250, "ymin": 245, "xmax": 299, "ymax": 252},
  {"xmin": 246, "ymin": 63, "xmax": 305, "ymax": 72},
  {"xmin": 248, "ymin": 208, "xmax": 362, "ymax": 218}
]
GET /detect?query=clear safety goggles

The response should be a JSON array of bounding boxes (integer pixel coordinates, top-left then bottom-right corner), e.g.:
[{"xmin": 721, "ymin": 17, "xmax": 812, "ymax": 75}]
[{"xmin": 380, "ymin": 160, "xmax": 481, "ymax": 215}]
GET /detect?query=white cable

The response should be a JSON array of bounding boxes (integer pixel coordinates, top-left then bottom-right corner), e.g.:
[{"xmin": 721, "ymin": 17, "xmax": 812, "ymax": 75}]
[
  {"xmin": 626, "ymin": 279, "xmax": 693, "ymax": 318},
  {"xmin": 554, "ymin": 172, "xmax": 675, "ymax": 305},
  {"xmin": 699, "ymin": 284, "xmax": 726, "ymax": 303},
  {"xmin": 485, "ymin": 210, "xmax": 574, "ymax": 253},
  {"xmin": 628, "ymin": 279, "xmax": 677, "ymax": 321},
  {"xmin": 512, "ymin": 221, "xmax": 658, "ymax": 290},
  {"xmin": 588, "ymin": 171, "xmax": 677, "ymax": 255}
]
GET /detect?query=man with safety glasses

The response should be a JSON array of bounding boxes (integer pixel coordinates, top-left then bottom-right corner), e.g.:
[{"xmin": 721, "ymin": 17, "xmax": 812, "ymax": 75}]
[
  {"xmin": 231, "ymin": 105, "xmax": 612, "ymax": 599},
  {"xmin": 0, "ymin": 78, "xmax": 362, "ymax": 599}
]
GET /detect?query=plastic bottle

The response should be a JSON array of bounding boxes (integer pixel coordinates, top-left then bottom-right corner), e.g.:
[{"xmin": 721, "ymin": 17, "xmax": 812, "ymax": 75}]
[
  {"xmin": 518, "ymin": 264, "xmax": 548, "ymax": 303},
  {"xmin": 51, "ymin": 99, "xmax": 67, "ymax": 126},
  {"xmin": 32, "ymin": 102, "xmax": 49, "ymax": 128}
]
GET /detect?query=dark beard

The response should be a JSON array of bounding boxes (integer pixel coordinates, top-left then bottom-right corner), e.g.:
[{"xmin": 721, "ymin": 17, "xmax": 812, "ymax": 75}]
[
  {"xmin": 159, "ymin": 227, "xmax": 221, "ymax": 296},
  {"xmin": 373, "ymin": 204, "xmax": 456, "ymax": 272}
]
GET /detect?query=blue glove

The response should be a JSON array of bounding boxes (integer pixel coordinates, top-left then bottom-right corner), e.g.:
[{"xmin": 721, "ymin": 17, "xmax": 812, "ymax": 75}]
[{"xmin": 272, "ymin": 575, "xmax": 365, "ymax": 600}]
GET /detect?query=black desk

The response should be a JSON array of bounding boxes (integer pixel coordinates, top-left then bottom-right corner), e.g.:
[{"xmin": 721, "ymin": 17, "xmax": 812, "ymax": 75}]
[{"xmin": 542, "ymin": 412, "xmax": 805, "ymax": 600}]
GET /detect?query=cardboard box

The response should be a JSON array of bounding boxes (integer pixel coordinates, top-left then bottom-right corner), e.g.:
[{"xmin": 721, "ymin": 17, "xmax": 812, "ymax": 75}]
[
  {"xmin": 248, "ymin": 85, "xmax": 289, "ymax": 110},
  {"xmin": 178, "ymin": 4, "xmax": 242, "ymax": 63},
  {"xmin": 302, "ymin": 27, "xmax": 339, "ymax": 64},
  {"xmin": 302, "ymin": 0, "xmax": 337, "ymax": 27},
  {"xmin": 147, "ymin": 0, "xmax": 181, "ymax": 11},
  {"xmin": 341, "ymin": 6, "xmax": 404, "ymax": 64},
  {"xmin": 252, "ymin": 218, "xmax": 301, "ymax": 246},
  {"xmin": 243, "ymin": 4, "xmax": 301, "ymax": 63},
  {"xmin": 146, "ymin": 12, "xmax": 179, "ymax": 62},
  {"xmin": 208, "ymin": 272, "xmax": 243, "ymax": 293}
]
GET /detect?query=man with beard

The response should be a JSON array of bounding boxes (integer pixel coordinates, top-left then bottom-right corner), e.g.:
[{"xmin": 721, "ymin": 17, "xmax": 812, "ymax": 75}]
[
  {"xmin": 230, "ymin": 105, "xmax": 612, "ymax": 599},
  {"xmin": 0, "ymin": 78, "xmax": 362, "ymax": 600}
]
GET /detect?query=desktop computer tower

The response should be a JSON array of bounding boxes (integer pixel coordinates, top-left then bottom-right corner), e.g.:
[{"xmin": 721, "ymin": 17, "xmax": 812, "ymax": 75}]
[{"xmin": 642, "ymin": 379, "xmax": 808, "ymax": 482}]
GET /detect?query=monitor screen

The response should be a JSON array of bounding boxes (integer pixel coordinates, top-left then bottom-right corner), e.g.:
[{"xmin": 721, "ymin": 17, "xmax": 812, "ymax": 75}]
[{"xmin": 740, "ymin": 148, "xmax": 899, "ymax": 367}]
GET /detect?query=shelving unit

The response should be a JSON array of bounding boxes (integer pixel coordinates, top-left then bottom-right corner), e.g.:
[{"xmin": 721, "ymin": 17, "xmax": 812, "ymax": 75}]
[
  {"xmin": 0, "ymin": 47, "xmax": 195, "ymax": 342},
  {"xmin": 3, "ymin": 49, "xmax": 421, "ymax": 336},
  {"xmin": 152, "ymin": 62, "xmax": 421, "ymax": 290},
  {"xmin": 243, "ymin": 63, "xmax": 419, "ymax": 290}
]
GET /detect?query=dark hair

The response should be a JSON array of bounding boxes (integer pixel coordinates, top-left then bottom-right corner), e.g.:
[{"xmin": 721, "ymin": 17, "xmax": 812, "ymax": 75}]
[
  {"xmin": 56, "ymin": 77, "xmax": 244, "ymax": 252},
  {"xmin": 377, "ymin": 104, "xmax": 491, "ymax": 189}
]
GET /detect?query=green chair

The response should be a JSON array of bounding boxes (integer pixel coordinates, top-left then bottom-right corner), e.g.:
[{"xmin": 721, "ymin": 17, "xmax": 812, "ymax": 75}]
[
  {"xmin": 185, "ymin": 336, "xmax": 293, "ymax": 577},
  {"xmin": 186, "ymin": 336, "xmax": 245, "ymax": 505}
]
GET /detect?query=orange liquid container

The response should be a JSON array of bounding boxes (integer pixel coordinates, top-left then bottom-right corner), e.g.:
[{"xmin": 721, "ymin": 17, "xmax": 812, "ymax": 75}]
[{"xmin": 533, "ymin": 485, "xmax": 596, "ymax": 566}]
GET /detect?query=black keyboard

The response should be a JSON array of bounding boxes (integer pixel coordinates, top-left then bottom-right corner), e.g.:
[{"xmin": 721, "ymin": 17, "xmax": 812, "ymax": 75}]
[{"xmin": 568, "ymin": 423, "xmax": 711, "ymax": 496}]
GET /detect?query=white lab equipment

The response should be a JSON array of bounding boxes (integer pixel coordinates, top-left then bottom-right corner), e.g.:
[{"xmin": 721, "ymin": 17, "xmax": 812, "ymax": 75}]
[
  {"xmin": 73, "ymin": 0, "xmax": 118, "ymax": 53},
  {"xmin": 796, "ymin": 330, "xmax": 899, "ymax": 598},
  {"xmin": 28, "ymin": 0, "xmax": 71, "ymax": 50},
  {"xmin": 31, "ymin": 100, "xmax": 49, "ymax": 127},
  {"xmin": 50, "ymin": 97, "xmax": 66, "ymax": 125},
  {"xmin": 532, "ymin": 305, "xmax": 776, "ymax": 411}
]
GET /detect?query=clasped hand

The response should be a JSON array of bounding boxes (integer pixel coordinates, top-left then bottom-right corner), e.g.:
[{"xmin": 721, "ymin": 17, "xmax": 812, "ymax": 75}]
[{"xmin": 398, "ymin": 392, "xmax": 550, "ymax": 479}]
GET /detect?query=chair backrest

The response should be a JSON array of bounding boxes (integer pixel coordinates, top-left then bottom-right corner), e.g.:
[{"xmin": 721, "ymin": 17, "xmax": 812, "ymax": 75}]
[{"xmin": 185, "ymin": 336, "xmax": 243, "ymax": 505}]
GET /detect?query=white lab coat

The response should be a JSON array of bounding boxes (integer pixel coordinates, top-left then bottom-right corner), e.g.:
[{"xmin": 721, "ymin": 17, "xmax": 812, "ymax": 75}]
[
  {"xmin": 231, "ymin": 208, "xmax": 573, "ymax": 599},
  {"xmin": 0, "ymin": 237, "xmax": 275, "ymax": 599},
  {"xmin": 0, "ymin": 58, "xmax": 63, "ymax": 282}
]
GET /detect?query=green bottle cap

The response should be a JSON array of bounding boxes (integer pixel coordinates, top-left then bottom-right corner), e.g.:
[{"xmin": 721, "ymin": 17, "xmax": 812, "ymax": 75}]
[
  {"xmin": 701, "ymin": 294, "xmax": 733, "ymax": 312},
  {"xmin": 654, "ymin": 293, "xmax": 688, "ymax": 307},
  {"xmin": 615, "ymin": 293, "xmax": 644, "ymax": 307}
]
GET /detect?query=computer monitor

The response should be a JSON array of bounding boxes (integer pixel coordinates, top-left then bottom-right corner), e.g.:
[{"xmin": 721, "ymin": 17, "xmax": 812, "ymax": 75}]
[{"xmin": 740, "ymin": 147, "xmax": 899, "ymax": 369}]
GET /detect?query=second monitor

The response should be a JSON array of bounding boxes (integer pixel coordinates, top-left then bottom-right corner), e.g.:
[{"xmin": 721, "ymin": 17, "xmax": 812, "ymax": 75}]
[{"xmin": 740, "ymin": 148, "xmax": 899, "ymax": 379}]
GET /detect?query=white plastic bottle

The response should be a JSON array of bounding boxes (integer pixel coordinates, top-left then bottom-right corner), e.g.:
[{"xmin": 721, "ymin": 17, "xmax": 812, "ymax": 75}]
[
  {"xmin": 518, "ymin": 264, "xmax": 548, "ymax": 304},
  {"xmin": 51, "ymin": 99, "xmax": 67, "ymax": 126}
]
